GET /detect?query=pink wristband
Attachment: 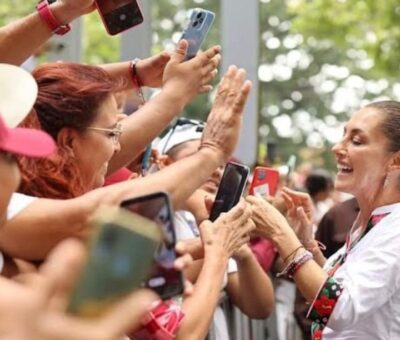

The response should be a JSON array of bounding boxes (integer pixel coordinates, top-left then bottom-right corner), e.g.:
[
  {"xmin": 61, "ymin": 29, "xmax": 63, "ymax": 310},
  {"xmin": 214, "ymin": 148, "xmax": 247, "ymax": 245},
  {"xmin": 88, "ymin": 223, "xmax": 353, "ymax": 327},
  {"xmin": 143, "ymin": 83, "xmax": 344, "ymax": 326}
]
[{"xmin": 36, "ymin": 0, "xmax": 71, "ymax": 35}]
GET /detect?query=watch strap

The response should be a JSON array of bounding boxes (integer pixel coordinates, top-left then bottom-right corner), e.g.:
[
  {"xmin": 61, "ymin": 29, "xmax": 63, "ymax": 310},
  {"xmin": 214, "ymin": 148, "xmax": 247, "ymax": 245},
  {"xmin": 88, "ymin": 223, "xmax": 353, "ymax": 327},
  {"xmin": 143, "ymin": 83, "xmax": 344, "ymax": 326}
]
[{"xmin": 36, "ymin": 0, "xmax": 71, "ymax": 35}]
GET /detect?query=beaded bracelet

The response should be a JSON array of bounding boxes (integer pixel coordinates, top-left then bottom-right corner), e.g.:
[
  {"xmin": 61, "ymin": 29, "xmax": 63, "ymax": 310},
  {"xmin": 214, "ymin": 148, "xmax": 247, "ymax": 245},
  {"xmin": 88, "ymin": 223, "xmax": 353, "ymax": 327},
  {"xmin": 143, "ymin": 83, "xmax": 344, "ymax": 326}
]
[
  {"xmin": 289, "ymin": 250, "xmax": 313, "ymax": 278},
  {"xmin": 277, "ymin": 250, "xmax": 313, "ymax": 278},
  {"xmin": 282, "ymin": 245, "xmax": 304, "ymax": 264}
]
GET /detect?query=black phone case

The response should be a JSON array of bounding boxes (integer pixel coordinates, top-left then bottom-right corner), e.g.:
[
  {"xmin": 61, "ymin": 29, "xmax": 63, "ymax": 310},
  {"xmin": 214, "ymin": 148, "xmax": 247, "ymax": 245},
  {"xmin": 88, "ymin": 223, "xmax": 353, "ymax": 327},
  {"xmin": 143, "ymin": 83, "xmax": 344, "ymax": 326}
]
[
  {"xmin": 120, "ymin": 192, "xmax": 184, "ymax": 299},
  {"xmin": 209, "ymin": 162, "xmax": 250, "ymax": 222},
  {"xmin": 95, "ymin": 0, "xmax": 144, "ymax": 35}
]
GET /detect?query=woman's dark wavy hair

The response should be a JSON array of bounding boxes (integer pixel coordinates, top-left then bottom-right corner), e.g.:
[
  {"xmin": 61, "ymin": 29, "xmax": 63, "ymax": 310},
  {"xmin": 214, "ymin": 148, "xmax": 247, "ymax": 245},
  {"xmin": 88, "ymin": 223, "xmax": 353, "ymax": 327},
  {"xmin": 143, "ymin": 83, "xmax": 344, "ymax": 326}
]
[{"xmin": 17, "ymin": 62, "xmax": 124, "ymax": 199}]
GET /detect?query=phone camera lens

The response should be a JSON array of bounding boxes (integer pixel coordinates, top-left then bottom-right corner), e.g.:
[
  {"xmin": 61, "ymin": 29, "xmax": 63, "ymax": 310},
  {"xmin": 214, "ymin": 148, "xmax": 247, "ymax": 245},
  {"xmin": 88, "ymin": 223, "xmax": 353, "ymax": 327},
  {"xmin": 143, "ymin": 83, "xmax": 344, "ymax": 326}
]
[
  {"xmin": 199, "ymin": 17, "xmax": 204, "ymax": 24},
  {"xmin": 196, "ymin": 12, "xmax": 203, "ymax": 19},
  {"xmin": 193, "ymin": 21, "xmax": 198, "ymax": 27}
]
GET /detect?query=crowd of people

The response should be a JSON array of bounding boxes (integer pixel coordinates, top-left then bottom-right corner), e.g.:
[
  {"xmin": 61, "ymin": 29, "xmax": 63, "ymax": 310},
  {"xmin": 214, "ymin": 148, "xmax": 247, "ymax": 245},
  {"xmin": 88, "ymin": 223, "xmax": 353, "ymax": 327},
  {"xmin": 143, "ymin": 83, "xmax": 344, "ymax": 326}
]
[{"xmin": 1, "ymin": 1, "xmax": 400, "ymax": 339}]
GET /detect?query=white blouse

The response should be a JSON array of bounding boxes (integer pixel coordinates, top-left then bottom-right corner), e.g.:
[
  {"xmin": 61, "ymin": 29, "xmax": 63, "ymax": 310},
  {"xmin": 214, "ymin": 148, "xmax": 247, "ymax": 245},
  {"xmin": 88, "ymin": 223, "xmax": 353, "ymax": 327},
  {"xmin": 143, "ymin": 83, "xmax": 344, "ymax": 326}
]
[{"xmin": 323, "ymin": 203, "xmax": 400, "ymax": 339}]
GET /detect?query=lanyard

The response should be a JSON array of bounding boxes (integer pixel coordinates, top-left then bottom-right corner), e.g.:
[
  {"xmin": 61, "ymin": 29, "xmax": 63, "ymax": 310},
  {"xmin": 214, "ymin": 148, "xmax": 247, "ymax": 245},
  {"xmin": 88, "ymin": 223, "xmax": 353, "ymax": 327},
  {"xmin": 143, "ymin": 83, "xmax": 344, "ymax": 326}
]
[{"xmin": 328, "ymin": 212, "xmax": 390, "ymax": 276}]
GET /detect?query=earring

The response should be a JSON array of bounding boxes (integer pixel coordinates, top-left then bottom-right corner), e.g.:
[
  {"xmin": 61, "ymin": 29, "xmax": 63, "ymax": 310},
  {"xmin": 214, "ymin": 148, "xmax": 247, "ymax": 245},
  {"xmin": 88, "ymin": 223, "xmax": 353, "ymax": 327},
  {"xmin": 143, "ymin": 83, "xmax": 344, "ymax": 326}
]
[{"xmin": 384, "ymin": 173, "xmax": 391, "ymax": 188}]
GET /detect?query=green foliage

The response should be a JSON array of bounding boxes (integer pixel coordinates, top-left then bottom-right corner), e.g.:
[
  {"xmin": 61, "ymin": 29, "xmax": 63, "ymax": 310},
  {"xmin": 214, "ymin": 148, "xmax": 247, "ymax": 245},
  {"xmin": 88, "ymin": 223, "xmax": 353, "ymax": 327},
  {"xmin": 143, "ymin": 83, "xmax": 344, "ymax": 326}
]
[
  {"xmin": 83, "ymin": 12, "xmax": 120, "ymax": 64},
  {"xmin": 0, "ymin": 1, "xmax": 36, "ymax": 26},
  {"xmin": 288, "ymin": 0, "xmax": 400, "ymax": 77}
]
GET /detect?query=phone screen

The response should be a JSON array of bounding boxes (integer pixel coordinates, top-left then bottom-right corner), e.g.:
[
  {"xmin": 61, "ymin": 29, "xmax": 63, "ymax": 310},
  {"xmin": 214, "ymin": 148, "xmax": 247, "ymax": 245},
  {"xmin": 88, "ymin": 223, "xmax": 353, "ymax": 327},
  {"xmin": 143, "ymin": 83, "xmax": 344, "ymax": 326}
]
[
  {"xmin": 209, "ymin": 162, "xmax": 250, "ymax": 222},
  {"xmin": 121, "ymin": 192, "xmax": 183, "ymax": 299}
]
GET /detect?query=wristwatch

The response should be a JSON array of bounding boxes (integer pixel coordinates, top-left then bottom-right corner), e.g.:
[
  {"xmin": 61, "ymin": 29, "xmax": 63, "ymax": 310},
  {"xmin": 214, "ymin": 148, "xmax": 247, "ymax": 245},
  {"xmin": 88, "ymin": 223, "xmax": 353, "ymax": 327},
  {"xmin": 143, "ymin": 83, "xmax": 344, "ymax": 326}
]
[{"xmin": 36, "ymin": 0, "xmax": 71, "ymax": 35}]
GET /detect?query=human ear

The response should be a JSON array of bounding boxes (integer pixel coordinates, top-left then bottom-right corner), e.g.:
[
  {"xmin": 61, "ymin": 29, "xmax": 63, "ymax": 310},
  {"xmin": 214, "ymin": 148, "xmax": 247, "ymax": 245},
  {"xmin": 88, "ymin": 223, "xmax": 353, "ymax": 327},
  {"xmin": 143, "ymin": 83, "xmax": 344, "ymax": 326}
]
[
  {"xmin": 388, "ymin": 151, "xmax": 400, "ymax": 172},
  {"xmin": 57, "ymin": 128, "xmax": 79, "ymax": 154}
]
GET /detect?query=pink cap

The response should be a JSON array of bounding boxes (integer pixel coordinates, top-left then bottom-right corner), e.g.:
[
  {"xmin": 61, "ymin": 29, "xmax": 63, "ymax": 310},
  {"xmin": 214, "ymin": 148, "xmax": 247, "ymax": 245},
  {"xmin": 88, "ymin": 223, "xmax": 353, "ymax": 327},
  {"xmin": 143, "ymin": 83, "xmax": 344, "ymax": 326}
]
[{"xmin": 0, "ymin": 114, "xmax": 55, "ymax": 158}]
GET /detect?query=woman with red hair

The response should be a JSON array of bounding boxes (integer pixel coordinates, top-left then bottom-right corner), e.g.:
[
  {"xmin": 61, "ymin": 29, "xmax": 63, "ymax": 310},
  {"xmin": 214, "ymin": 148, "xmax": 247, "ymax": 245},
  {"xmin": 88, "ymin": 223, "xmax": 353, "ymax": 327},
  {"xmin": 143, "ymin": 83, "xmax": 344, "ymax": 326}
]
[{"xmin": 18, "ymin": 40, "xmax": 220, "ymax": 198}]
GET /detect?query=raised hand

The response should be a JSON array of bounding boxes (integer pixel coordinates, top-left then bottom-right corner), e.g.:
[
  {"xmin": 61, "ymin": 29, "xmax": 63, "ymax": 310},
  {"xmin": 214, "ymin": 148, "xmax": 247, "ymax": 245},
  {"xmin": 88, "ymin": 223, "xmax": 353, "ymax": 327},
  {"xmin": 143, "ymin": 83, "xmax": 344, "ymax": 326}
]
[
  {"xmin": 281, "ymin": 187, "xmax": 314, "ymax": 245},
  {"xmin": 199, "ymin": 200, "xmax": 255, "ymax": 260},
  {"xmin": 136, "ymin": 52, "xmax": 171, "ymax": 88},
  {"xmin": 200, "ymin": 66, "xmax": 252, "ymax": 162},
  {"xmin": 162, "ymin": 40, "xmax": 221, "ymax": 105},
  {"xmin": 246, "ymin": 195, "xmax": 291, "ymax": 241}
]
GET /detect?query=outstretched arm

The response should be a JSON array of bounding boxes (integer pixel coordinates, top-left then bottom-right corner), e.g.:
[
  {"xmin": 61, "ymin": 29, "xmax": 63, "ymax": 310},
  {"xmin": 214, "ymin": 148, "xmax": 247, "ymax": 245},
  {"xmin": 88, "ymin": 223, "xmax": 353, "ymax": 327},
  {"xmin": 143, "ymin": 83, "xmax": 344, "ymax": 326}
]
[
  {"xmin": 226, "ymin": 245, "xmax": 274, "ymax": 319},
  {"xmin": 106, "ymin": 41, "xmax": 221, "ymax": 173},
  {"xmin": 0, "ymin": 0, "xmax": 94, "ymax": 65},
  {"xmin": 175, "ymin": 202, "xmax": 255, "ymax": 340},
  {"xmin": 0, "ymin": 66, "xmax": 252, "ymax": 262}
]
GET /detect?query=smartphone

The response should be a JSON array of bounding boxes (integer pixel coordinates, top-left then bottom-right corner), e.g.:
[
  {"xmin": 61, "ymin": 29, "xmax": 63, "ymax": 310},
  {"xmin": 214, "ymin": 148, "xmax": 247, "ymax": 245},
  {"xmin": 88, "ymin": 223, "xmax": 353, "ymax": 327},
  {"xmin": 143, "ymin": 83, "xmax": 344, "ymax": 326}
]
[
  {"xmin": 95, "ymin": 0, "xmax": 144, "ymax": 36},
  {"xmin": 209, "ymin": 162, "xmax": 250, "ymax": 222},
  {"xmin": 180, "ymin": 8, "xmax": 215, "ymax": 60},
  {"xmin": 249, "ymin": 167, "xmax": 280, "ymax": 197},
  {"xmin": 120, "ymin": 192, "xmax": 184, "ymax": 299},
  {"xmin": 67, "ymin": 206, "xmax": 162, "ymax": 318}
]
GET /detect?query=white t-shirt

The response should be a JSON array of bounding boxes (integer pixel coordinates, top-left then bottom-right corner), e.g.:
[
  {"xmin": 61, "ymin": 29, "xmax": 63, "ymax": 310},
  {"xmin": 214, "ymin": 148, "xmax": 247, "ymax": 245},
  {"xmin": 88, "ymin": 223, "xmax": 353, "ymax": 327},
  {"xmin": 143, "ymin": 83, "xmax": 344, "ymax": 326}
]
[
  {"xmin": 322, "ymin": 203, "xmax": 400, "ymax": 339},
  {"xmin": 7, "ymin": 193, "xmax": 37, "ymax": 220}
]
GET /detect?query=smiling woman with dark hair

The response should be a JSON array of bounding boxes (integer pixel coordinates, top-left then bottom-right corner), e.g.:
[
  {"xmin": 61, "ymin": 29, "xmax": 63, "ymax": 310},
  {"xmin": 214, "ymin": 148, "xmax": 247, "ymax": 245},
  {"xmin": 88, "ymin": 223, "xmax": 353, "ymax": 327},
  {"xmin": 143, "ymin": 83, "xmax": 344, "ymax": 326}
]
[{"xmin": 248, "ymin": 100, "xmax": 400, "ymax": 339}]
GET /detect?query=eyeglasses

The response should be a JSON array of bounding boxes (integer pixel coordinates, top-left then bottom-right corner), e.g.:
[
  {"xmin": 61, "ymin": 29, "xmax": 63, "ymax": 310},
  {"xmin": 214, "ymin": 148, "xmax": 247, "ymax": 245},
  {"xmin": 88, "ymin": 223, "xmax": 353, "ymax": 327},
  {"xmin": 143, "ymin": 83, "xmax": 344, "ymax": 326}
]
[
  {"xmin": 161, "ymin": 118, "xmax": 205, "ymax": 155},
  {"xmin": 87, "ymin": 123, "xmax": 123, "ymax": 145}
]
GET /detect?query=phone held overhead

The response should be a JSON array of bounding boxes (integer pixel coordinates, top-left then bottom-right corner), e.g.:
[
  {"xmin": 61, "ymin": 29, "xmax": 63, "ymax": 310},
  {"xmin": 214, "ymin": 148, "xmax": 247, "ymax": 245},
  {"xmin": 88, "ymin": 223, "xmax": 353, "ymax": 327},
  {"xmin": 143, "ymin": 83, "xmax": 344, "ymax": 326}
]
[
  {"xmin": 180, "ymin": 8, "xmax": 215, "ymax": 60},
  {"xmin": 95, "ymin": 0, "xmax": 144, "ymax": 35},
  {"xmin": 67, "ymin": 206, "xmax": 162, "ymax": 318}
]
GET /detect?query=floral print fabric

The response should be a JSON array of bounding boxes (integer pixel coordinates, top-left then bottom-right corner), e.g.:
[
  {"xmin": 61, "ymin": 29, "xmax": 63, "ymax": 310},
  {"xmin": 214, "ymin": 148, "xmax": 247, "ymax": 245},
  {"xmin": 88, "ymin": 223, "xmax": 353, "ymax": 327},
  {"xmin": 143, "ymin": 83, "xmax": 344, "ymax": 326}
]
[{"xmin": 309, "ymin": 277, "xmax": 344, "ymax": 339}]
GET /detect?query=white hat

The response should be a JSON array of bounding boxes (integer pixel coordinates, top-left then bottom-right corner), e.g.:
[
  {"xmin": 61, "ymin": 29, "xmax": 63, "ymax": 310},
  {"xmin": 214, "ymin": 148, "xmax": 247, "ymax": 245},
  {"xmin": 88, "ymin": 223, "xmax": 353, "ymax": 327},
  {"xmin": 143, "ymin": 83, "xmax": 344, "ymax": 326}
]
[
  {"xmin": 156, "ymin": 119, "xmax": 205, "ymax": 154},
  {"xmin": 0, "ymin": 63, "xmax": 38, "ymax": 128}
]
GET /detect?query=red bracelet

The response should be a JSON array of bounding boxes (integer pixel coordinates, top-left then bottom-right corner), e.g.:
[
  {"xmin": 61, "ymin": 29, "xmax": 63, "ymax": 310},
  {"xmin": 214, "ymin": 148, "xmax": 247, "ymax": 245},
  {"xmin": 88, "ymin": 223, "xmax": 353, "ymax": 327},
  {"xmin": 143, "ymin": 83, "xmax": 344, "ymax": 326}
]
[{"xmin": 36, "ymin": 0, "xmax": 71, "ymax": 35}]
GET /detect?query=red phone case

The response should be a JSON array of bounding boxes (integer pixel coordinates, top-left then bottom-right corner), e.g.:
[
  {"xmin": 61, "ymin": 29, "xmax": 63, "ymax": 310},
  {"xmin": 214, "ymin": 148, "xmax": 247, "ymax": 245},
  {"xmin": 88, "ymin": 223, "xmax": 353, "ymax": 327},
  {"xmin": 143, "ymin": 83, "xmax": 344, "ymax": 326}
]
[{"xmin": 249, "ymin": 167, "xmax": 279, "ymax": 197}]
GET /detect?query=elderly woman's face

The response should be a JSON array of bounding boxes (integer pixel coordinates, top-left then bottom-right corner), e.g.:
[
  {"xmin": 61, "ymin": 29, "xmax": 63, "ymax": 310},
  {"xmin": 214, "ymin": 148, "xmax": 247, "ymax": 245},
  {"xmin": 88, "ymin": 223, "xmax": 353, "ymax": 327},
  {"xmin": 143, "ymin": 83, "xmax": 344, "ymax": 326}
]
[{"xmin": 332, "ymin": 107, "xmax": 393, "ymax": 198}]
